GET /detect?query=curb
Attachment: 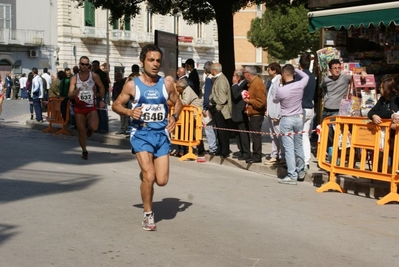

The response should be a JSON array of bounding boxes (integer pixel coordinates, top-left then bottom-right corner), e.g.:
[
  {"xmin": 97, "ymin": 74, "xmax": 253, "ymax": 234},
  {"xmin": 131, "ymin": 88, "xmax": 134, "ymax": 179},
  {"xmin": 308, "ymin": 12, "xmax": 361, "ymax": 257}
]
[{"xmin": 26, "ymin": 120, "xmax": 391, "ymax": 201}]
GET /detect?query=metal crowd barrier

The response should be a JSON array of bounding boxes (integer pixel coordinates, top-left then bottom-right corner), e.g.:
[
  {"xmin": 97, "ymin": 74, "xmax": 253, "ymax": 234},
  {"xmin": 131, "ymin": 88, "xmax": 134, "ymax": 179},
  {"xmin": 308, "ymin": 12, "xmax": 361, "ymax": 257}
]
[
  {"xmin": 43, "ymin": 97, "xmax": 71, "ymax": 136},
  {"xmin": 317, "ymin": 116, "xmax": 399, "ymax": 205},
  {"xmin": 169, "ymin": 105, "xmax": 202, "ymax": 161}
]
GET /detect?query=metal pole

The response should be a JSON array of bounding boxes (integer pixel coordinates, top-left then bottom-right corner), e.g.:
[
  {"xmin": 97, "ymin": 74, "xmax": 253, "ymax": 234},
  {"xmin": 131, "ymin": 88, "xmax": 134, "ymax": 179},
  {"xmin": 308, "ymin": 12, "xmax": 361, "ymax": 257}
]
[{"xmin": 106, "ymin": 9, "xmax": 110, "ymax": 72}]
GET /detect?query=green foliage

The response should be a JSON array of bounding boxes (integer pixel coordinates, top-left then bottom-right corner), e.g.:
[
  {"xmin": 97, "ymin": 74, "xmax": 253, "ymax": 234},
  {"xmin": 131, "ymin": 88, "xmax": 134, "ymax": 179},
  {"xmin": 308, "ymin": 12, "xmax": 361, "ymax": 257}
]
[{"xmin": 247, "ymin": 4, "xmax": 320, "ymax": 60}]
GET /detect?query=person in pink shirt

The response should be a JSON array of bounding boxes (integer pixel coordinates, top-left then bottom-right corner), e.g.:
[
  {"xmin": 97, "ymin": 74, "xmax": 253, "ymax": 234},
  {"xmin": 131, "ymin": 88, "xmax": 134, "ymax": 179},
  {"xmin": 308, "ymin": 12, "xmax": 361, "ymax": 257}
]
[{"xmin": 273, "ymin": 64, "xmax": 309, "ymax": 185}]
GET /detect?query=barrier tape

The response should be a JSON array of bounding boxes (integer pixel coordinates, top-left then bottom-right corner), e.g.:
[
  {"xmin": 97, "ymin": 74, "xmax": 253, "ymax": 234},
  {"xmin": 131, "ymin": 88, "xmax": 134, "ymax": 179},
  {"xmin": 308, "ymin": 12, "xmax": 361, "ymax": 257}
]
[{"xmin": 200, "ymin": 124, "xmax": 317, "ymax": 137}]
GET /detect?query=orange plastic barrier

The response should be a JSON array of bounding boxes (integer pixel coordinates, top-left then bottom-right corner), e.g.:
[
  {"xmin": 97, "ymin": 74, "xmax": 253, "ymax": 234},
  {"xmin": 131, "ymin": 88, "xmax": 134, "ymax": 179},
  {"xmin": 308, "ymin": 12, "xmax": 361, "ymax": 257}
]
[
  {"xmin": 43, "ymin": 97, "xmax": 71, "ymax": 136},
  {"xmin": 317, "ymin": 116, "xmax": 399, "ymax": 205},
  {"xmin": 169, "ymin": 105, "xmax": 202, "ymax": 161}
]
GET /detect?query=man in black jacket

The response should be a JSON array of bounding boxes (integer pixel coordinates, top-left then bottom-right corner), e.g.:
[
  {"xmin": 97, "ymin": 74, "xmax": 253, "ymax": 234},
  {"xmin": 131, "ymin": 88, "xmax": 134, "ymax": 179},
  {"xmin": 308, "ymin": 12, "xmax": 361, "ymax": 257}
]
[
  {"xmin": 231, "ymin": 68, "xmax": 251, "ymax": 160},
  {"xmin": 92, "ymin": 60, "xmax": 110, "ymax": 133},
  {"xmin": 185, "ymin": 58, "xmax": 200, "ymax": 97}
]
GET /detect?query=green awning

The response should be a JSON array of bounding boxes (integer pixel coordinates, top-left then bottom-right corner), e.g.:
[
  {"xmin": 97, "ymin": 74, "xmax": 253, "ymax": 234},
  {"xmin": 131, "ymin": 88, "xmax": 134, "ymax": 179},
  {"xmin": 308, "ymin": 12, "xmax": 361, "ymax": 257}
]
[{"xmin": 308, "ymin": 1, "xmax": 399, "ymax": 32}]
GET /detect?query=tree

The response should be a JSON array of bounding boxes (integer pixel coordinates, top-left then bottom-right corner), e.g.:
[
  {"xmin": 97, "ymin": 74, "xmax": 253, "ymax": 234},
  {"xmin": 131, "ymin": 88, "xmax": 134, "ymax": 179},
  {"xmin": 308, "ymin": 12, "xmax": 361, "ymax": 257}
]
[
  {"xmin": 247, "ymin": 4, "xmax": 320, "ymax": 61},
  {"xmin": 75, "ymin": 0, "xmax": 302, "ymax": 80}
]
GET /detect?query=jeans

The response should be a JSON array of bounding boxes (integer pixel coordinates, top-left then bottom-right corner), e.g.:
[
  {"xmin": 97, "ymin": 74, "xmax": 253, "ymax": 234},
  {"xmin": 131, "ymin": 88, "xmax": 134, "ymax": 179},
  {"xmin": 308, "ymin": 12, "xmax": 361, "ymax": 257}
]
[
  {"xmin": 33, "ymin": 98, "xmax": 43, "ymax": 121},
  {"xmin": 302, "ymin": 108, "xmax": 315, "ymax": 165},
  {"xmin": 204, "ymin": 119, "xmax": 218, "ymax": 153},
  {"xmin": 323, "ymin": 110, "xmax": 339, "ymax": 147},
  {"xmin": 267, "ymin": 116, "xmax": 284, "ymax": 160},
  {"xmin": 280, "ymin": 115, "xmax": 305, "ymax": 179}
]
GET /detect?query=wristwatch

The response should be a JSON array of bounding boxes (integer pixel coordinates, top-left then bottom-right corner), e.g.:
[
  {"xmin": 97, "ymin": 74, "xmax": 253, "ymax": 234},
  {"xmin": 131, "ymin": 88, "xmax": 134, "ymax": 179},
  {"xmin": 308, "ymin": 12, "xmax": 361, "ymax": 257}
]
[{"xmin": 172, "ymin": 114, "xmax": 179, "ymax": 121}]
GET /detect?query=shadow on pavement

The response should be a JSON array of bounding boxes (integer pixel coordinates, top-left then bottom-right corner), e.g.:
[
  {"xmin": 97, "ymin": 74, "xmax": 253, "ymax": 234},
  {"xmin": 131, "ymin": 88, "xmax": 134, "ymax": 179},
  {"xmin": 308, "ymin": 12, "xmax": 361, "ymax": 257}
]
[
  {"xmin": 0, "ymin": 223, "xmax": 18, "ymax": 246},
  {"xmin": 133, "ymin": 197, "xmax": 193, "ymax": 223},
  {"xmin": 0, "ymin": 176, "xmax": 100, "ymax": 203}
]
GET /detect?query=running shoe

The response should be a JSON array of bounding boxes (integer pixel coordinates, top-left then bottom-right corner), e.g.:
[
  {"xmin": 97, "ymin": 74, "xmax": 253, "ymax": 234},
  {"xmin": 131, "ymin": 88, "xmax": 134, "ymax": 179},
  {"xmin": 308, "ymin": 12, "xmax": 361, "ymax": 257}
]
[
  {"xmin": 142, "ymin": 213, "xmax": 156, "ymax": 231},
  {"xmin": 297, "ymin": 168, "xmax": 307, "ymax": 181},
  {"xmin": 86, "ymin": 127, "xmax": 93, "ymax": 137},
  {"xmin": 278, "ymin": 176, "xmax": 297, "ymax": 185},
  {"xmin": 81, "ymin": 151, "xmax": 88, "ymax": 160}
]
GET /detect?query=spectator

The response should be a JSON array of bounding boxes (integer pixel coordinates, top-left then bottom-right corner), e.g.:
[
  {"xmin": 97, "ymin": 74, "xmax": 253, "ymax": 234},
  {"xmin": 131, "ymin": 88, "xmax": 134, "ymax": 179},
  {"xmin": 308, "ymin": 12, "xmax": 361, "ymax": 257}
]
[
  {"xmin": 202, "ymin": 61, "xmax": 218, "ymax": 155},
  {"xmin": 12, "ymin": 74, "xmax": 20, "ymax": 100},
  {"xmin": 5, "ymin": 73, "xmax": 12, "ymax": 100},
  {"xmin": 31, "ymin": 68, "xmax": 44, "ymax": 122},
  {"xmin": 321, "ymin": 59, "xmax": 367, "ymax": 146},
  {"xmin": 26, "ymin": 73, "xmax": 34, "ymax": 120},
  {"xmin": 49, "ymin": 71, "xmax": 66, "ymax": 97},
  {"xmin": 128, "ymin": 64, "xmax": 140, "ymax": 79},
  {"xmin": 231, "ymin": 68, "xmax": 251, "ymax": 161},
  {"xmin": 298, "ymin": 54, "xmax": 316, "ymax": 171},
  {"xmin": 92, "ymin": 60, "xmax": 110, "ymax": 133},
  {"xmin": 42, "ymin": 68, "xmax": 52, "ymax": 101},
  {"xmin": 243, "ymin": 66, "xmax": 266, "ymax": 164},
  {"xmin": 264, "ymin": 62, "xmax": 285, "ymax": 165},
  {"xmin": 274, "ymin": 65, "xmax": 309, "ymax": 185},
  {"xmin": 0, "ymin": 75, "xmax": 4, "ymax": 116},
  {"xmin": 176, "ymin": 66, "xmax": 195, "ymax": 90},
  {"xmin": 112, "ymin": 72, "xmax": 129, "ymax": 135},
  {"xmin": 19, "ymin": 73, "xmax": 28, "ymax": 100},
  {"xmin": 185, "ymin": 58, "xmax": 200, "ymax": 97},
  {"xmin": 209, "ymin": 63, "xmax": 232, "ymax": 158}
]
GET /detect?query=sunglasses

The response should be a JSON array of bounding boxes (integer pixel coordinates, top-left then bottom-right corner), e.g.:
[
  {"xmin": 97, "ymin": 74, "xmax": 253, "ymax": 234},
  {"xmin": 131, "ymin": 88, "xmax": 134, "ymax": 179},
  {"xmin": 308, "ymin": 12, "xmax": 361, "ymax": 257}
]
[{"xmin": 80, "ymin": 63, "xmax": 89, "ymax": 66}]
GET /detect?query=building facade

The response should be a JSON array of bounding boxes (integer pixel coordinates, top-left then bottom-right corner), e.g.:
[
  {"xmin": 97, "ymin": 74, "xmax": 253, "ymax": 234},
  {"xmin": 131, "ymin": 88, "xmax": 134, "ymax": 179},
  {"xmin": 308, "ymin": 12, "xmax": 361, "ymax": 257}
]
[
  {"xmin": 0, "ymin": 1, "xmax": 272, "ymax": 82},
  {"xmin": 234, "ymin": 4, "xmax": 269, "ymax": 75},
  {"xmin": 0, "ymin": 0, "xmax": 57, "ymax": 79},
  {"xmin": 57, "ymin": 0, "xmax": 218, "ymax": 79}
]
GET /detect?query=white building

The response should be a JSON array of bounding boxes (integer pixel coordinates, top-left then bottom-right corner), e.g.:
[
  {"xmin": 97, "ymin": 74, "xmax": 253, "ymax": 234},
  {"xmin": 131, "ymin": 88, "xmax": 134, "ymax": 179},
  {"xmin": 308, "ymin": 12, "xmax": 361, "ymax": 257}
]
[
  {"xmin": 58, "ymin": 0, "xmax": 219, "ymax": 78},
  {"xmin": 0, "ymin": 0, "xmax": 218, "ymax": 80},
  {"xmin": 0, "ymin": 0, "xmax": 57, "ymax": 79}
]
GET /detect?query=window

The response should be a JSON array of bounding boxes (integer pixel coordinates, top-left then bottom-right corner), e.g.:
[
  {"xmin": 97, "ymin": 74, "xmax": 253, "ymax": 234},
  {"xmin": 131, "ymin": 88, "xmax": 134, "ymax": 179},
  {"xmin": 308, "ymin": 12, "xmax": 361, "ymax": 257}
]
[
  {"xmin": 112, "ymin": 20, "xmax": 119, "ymax": 30},
  {"xmin": 124, "ymin": 16, "xmax": 131, "ymax": 31},
  {"xmin": 0, "ymin": 4, "xmax": 11, "ymax": 29},
  {"xmin": 84, "ymin": 0, "xmax": 95, "ymax": 27},
  {"xmin": 174, "ymin": 15, "xmax": 180, "ymax": 35},
  {"xmin": 197, "ymin": 23, "xmax": 203, "ymax": 38},
  {"xmin": 257, "ymin": 4, "xmax": 262, "ymax": 11},
  {"xmin": 147, "ymin": 12, "xmax": 153, "ymax": 33}
]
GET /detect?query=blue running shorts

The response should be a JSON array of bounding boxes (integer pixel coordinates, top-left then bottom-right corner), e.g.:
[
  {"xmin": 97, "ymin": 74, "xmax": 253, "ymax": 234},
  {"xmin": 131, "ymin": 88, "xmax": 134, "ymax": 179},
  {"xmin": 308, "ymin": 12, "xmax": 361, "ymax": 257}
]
[{"xmin": 130, "ymin": 127, "xmax": 171, "ymax": 157}]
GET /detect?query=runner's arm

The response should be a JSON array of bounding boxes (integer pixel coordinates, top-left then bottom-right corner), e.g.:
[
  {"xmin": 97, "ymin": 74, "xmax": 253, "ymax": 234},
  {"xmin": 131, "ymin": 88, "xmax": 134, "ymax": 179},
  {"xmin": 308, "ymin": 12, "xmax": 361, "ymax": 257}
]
[
  {"xmin": 112, "ymin": 80, "xmax": 139, "ymax": 119},
  {"xmin": 67, "ymin": 75, "xmax": 77, "ymax": 99}
]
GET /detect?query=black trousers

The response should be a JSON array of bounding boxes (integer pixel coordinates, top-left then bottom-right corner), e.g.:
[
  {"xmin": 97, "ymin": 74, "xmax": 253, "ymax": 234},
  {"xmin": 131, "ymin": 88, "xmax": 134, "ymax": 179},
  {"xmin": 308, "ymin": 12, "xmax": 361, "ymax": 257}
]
[
  {"xmin": 248, "ymin": 115, "xmax": 264, "ymax": 161},
  {"xmin": 234, "ymin": 116, "xmax": 251, "ymax": 159},
  {"xmin": 213, "ymin": 110, "xmax": 231, "ymax": 157}
]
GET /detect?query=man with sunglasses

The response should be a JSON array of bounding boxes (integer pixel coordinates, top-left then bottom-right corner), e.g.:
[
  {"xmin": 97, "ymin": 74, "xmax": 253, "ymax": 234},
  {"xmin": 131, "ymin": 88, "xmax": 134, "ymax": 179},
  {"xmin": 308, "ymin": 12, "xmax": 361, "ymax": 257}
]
[
  {"xmin": 112, "ymin": 44, "xmax": 182, "ymax": 231},
  {"xmin": 68, "ymin": 56, "xmax": 105, "ymax": 160}
]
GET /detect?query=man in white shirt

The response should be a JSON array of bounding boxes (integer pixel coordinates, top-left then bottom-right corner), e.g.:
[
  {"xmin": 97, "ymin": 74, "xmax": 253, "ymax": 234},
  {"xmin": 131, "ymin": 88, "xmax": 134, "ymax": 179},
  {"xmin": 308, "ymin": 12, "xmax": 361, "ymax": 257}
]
[
  {"xmin": 19, "ymin": 73, "xmax": 28, "ymax": 99},
  {"xmin": 41, "ymin": 68, "xmax": 52, "ymax": 100},
  {"xmin": 31, "ymin": 68, "xmax": 44, "ymax": 122}
]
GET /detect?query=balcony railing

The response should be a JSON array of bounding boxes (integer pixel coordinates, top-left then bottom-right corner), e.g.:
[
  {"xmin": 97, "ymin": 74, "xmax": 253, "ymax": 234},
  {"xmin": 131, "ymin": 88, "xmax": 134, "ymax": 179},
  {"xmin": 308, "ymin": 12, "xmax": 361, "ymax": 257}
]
[
  {"xmin": 194, "ymin": 38, "xmax": 214, "ymax": 47},
  {"xmin": 110, "ymin": 30, "xmax": 138, "ymax": 42},
  {"xmin": 137, "ymin": 32, "xmax": 154, "ymax": 44},
  {"xmin": 0, "ymin": 28, "xmax": 44, "ymax": 46},
  {"xmin": 81, "ymin": 26, "xmax": 107, "ymax": 39}
]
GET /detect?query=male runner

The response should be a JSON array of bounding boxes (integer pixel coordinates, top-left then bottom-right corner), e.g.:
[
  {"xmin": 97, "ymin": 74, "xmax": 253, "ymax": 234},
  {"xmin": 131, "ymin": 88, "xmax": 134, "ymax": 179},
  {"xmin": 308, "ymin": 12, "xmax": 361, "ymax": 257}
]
[
  {"xmin": 112, "ymin": 44, "xmax": 182, "ymax": 231},
  {"xmin": 68, "ymin": 56, "xmax": 105, "ymax": 159}
]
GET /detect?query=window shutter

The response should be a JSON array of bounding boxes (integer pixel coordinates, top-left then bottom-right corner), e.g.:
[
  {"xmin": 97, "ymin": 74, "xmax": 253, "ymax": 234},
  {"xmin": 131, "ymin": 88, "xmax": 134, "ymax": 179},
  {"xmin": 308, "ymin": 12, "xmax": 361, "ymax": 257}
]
[
  {"xmin": 124, "ymin": 17, "xmax": 131, "ymax": 31},
  {"xmin": 84, "ymin": 0, "xmax": 95, "ymax": 27}
]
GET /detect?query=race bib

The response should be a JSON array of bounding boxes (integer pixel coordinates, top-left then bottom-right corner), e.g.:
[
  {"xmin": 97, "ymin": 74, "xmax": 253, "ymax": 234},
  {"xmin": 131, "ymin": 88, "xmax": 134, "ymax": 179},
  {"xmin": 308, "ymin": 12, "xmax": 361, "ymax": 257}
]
[{"xmin": 141, "ymin": 104, "xmax": 165, "ymax": 122}]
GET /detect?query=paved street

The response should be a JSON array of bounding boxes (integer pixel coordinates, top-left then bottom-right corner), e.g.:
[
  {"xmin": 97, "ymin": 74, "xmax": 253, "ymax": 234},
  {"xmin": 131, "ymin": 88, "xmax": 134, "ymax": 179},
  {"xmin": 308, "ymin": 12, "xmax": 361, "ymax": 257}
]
[{"xmin": 1, "ymin": 100, "xmax": 399, "ymax": 267}]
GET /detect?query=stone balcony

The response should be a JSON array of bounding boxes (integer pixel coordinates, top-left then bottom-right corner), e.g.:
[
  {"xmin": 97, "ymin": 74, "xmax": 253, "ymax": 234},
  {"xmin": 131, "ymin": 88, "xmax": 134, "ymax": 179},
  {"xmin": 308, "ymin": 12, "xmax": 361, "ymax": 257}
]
[{"xmin": 0, "ymin": 28, "xmax": 44, "ymax": 46}]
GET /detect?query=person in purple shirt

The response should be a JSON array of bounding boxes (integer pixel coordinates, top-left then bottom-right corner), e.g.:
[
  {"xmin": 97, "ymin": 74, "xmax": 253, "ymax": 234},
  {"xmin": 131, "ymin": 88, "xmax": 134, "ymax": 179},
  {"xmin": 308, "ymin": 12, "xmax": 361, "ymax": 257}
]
[{"xmin": 273, "ymin": 64, "xmax": 309, "ymax": 185}]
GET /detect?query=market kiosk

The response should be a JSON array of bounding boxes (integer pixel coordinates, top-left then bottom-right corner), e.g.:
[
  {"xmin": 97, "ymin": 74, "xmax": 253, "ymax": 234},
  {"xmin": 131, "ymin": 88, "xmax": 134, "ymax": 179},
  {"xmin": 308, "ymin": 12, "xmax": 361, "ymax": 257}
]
[{"xmin": 307, "ymin": 0, "xmax": 399, "ymax": 120}]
